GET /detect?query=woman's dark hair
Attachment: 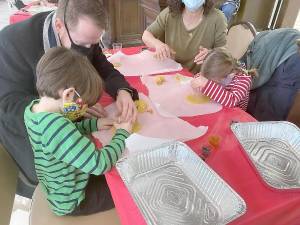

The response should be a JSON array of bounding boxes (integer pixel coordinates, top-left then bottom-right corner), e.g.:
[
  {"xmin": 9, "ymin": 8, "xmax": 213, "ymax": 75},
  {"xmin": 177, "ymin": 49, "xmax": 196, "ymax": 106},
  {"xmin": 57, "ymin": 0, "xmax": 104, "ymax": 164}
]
[{"xmin": 167, "ymin": 0, "xmax": 217, "ymax": 16}]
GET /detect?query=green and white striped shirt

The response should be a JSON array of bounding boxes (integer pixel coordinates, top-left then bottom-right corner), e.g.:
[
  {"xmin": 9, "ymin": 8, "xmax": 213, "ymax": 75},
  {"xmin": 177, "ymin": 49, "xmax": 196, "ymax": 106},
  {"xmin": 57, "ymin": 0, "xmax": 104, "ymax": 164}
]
[{"xmin": 24, "ymin": 100, "xmax": 129, "ymax": 215}]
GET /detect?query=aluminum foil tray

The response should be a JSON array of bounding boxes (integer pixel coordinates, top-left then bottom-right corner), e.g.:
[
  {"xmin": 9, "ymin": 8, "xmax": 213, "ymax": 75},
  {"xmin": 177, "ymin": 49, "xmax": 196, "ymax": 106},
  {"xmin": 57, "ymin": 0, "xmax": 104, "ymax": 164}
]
[
  {"xmin": 231, "ymin": 121, "xmax": 300, "ymax": 190},
  {"xmin": 116, "ymin": 142, "xmax": 246, "ymax": 225}
]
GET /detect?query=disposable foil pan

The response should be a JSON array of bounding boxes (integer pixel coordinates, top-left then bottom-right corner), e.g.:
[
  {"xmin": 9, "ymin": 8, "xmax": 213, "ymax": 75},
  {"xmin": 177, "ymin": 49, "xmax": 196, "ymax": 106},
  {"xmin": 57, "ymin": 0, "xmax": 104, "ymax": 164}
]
[
  {"xmin": 231, "ymin": 121, "xmax": 300, "ymax": 190},
  {"xmin": 116, "ymin": 142, "xmax": 246, "ymax": 225}
]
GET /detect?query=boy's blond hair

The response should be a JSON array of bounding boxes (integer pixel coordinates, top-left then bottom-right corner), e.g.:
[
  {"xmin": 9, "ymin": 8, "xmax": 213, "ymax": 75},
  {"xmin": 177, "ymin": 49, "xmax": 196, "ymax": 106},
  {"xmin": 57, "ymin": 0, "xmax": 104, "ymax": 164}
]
[
  {"xmin": 201, "ymin": 48, "xmax": 256, "ymax": 82},
  {"xmin": 36, "ymin": 47, "xmax": 103, "ymax": 106}
]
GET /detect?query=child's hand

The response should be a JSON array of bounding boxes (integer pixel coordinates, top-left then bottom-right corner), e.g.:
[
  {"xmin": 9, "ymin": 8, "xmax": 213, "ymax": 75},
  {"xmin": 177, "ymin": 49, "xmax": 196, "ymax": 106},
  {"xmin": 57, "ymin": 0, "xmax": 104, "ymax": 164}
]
[
  {"xmin": 114, "ymin": 118, "xmax": 133, "ymax": 133},
  {"xmin": 191, "ymin": 74, "xmax": 208, "ymax": 90},
  {"xmin": 97, "ymin": 118, "xmax": 114, "ymax": 130}
]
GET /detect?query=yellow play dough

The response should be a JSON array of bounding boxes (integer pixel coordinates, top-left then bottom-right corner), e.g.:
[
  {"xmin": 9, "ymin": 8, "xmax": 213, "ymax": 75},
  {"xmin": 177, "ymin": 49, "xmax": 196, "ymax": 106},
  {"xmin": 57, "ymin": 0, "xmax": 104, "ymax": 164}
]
[
  {"xmin": 186, "ymin": 94, "xmax": 210, "ymax": 104},
  {"xmin": 132, "ymin": 121, "xmax": 142, "ymax": 133},
  {"xmin": 113, "ymin": 62, "xmax": 121, "ymax": 68},
  {"xmin": 174, "ymin": 73, "xmax": 190, "ymax": 82},
  {"xmin": 135, "ymin": 99, "xmax": 153, "ymax": 113},
  {"xmin": 155, "ymin": 75, "xmax": 166, "ymax": 85}
]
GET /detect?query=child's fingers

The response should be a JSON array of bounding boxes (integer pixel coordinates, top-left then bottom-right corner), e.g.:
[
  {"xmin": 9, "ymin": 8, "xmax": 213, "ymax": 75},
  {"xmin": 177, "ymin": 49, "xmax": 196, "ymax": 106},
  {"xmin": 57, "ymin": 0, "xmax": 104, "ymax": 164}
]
[{"xmin": 83, "ymin": 112, "xmax": 93, "ymax": 119}]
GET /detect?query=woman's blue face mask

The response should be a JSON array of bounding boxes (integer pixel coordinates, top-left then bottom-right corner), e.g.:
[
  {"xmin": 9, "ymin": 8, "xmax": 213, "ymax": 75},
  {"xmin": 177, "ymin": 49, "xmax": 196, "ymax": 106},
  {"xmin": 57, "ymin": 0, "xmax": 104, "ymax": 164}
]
[{"xmin": 182, "ymin": 0, "xmax": 205, "ymax": 12}]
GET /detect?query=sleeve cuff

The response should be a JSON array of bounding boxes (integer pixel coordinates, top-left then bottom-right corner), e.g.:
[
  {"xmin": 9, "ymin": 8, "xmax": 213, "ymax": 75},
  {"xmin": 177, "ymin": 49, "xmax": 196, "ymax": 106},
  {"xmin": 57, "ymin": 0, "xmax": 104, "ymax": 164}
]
[
  {"xmin": 202, "ymin": 80, "xmax": 214, "ymax": 94},
  {"xmin": 115, "ymin": 129, "xmax": 130, "ymax": 138},
  {"xmin": 117, "ymin": 88, "xmax": 139, "ymax": 101},
  {"xmin": 90, "ymin": 118, "xmax": 98, "ymax": 132}
]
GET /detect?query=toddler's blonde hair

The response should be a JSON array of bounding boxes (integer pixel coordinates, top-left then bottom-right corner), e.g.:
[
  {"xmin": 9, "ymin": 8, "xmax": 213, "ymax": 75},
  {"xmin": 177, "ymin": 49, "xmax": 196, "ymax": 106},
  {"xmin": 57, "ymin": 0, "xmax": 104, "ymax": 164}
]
[{"xmin": 201, "ymin": 48, "xmax": 256, "ymax": 82}]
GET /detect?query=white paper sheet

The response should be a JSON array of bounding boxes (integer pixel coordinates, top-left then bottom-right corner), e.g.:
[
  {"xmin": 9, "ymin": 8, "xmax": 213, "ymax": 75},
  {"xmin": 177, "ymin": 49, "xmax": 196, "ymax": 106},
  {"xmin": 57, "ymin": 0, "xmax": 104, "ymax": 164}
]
[
  {"xmin": 142, "ymin": 74, "xmax": 223, "ymax": 117},
  {"xmin": 125, "ymin": 134, "xmax": 174, "ymax": 154},
  {"xmin": 93, "ymin": 93, "xmax": 207, "ymax": 146},
  {"xmin": 107, "ymin": 50, "xmax": 182, "ymax": 76}
]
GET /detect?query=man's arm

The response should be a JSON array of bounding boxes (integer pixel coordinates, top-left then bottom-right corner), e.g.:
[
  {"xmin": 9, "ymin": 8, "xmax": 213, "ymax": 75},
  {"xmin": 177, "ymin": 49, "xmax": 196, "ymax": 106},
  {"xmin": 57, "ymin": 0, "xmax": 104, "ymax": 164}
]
[
  {"xmin": 0, "ymin": 35, "xmax": 38, "ymax": 129},
  {"xmin": 91, "ymin": 45, "xmax": 138, "ymax": 101}
]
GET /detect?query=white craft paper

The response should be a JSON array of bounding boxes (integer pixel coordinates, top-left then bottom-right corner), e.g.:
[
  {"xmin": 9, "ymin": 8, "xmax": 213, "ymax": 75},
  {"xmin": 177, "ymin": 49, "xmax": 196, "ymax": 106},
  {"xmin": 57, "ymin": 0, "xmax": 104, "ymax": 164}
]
[
  {"xmin": 142, "ymin": 74, "xmax": 222, "ymax": 117},
  {"xmin": 93, "ymin": 94, "xmax": 207, "ymax": 146},
  {"xmin": 108, "ymin": 50, "xmax": 182, "ymax": 76},
  {"xmin": 125, "ymin": 134, "xmax": 174, "ymax": 153}
]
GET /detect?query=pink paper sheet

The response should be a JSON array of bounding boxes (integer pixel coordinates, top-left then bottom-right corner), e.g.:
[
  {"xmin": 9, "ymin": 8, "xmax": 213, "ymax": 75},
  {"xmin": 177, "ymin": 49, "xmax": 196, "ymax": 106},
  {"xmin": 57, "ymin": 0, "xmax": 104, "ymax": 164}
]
[
  {"xmin": 142, "ymin": 74, "xmax": 222, "ymax": 117},
  {"xmin": 93, "ymin": 94, "xmax": 207, "ymax": 146},
  {"xmin": 107, "ymin": 50, "xmax": 182, "ymax": 76}
]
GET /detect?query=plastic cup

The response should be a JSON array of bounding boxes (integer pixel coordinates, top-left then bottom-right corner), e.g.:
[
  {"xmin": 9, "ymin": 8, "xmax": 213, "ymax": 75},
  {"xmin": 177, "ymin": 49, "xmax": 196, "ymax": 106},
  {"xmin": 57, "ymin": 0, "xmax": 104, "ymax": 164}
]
[{"xmin": 112, "ymin": 42, "xmax": 122, "ymax": 54}]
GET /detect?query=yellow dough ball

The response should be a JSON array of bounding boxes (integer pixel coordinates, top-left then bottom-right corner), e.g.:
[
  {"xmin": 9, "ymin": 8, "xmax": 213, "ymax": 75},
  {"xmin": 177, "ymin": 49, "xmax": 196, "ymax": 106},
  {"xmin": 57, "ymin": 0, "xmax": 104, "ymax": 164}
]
[{"xmin": 155, "ymin": 75, "xmax": 166, "ymax": 85}]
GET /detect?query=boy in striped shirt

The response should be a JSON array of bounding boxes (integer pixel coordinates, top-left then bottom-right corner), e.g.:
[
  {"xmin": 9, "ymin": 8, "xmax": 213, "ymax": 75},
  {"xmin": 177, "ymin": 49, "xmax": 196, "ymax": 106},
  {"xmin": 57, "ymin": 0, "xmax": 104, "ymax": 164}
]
[
  {"xmin": 24, "ymin": 47, "xmax": 133, "ymax": 216},
  {"xmin": 191, "ymin": 48, "xmax": 255, "ymax": 110}
]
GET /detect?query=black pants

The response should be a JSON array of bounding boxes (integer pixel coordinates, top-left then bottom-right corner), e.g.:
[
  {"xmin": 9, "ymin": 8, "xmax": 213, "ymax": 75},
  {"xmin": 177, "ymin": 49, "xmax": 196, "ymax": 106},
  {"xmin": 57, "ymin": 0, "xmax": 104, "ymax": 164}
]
[{"xmin": 68, "ymin": 175, "xmax": 115, "ymax": 216}]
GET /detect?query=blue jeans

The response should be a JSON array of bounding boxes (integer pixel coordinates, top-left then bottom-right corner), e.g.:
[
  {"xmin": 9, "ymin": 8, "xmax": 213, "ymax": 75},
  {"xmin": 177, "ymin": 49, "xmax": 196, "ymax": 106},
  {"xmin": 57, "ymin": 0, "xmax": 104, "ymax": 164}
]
[
  {"xmin": 247, "ymin": 53, "xmax": 300, "ymax": 121},
  {"xmin": 220, "ymin": 3, "xmax": 237, "ymax": 23}
]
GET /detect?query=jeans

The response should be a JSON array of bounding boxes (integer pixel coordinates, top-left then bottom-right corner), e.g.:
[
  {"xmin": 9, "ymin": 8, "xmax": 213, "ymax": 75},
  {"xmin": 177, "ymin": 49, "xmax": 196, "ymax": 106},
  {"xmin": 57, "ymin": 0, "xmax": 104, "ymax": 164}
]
[
  {"xmin": 247, "ymin": 53, "xmax": 300, "ymax": 121},
  {"xmin": 220, "ymin": 3, "xmax": 238, "ymax": 23}
]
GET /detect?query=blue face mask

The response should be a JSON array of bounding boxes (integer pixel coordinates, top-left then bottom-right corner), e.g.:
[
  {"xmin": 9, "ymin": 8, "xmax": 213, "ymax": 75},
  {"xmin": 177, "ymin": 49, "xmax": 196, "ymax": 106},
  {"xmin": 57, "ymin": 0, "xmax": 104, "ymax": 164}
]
[
  {"xmin": 182, "ymin": 0, "xmax": 205, "ymax": 12},
  {"xmin": 220, "ymin": 73, "xmax": 235, "ymax": 86}
]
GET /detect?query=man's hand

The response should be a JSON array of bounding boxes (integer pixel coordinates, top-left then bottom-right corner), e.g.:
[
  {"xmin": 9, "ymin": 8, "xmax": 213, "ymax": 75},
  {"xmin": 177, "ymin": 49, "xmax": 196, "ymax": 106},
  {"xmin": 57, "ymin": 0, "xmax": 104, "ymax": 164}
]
[
  {"xmin": 194, "ymin": 46, "xmax": 210, "ymax": 65},
  {"xmin": 97, "ymin": 117, "xmax": 114, "ymax": 130},
  {"xmin": 116, "ymin": 90, "xmax": 137, "ymax": 122},
  {"xmin": 85, "ymin": 103, "xmax": 107, "ymax": 118}
]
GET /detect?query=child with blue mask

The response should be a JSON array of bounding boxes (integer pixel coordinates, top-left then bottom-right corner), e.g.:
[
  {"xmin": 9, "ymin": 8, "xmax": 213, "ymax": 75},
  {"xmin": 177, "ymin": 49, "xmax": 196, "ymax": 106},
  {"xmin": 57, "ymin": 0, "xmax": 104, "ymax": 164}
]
[
  {"xmin": 191, "ymin": 48, "xmax": 256, "ymax": 111},
  {"xmin": 24, "ymin": 47, "xmax": 134, "ymax": 216}
]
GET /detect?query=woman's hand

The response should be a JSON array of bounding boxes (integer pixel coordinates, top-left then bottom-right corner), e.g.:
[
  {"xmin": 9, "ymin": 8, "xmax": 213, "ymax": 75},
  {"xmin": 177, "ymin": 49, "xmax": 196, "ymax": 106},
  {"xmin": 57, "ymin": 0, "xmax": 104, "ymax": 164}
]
[
  {"xmin": 154, "ymin": 41, "xmax": 176, "ymax": 61},
  {"xmin": 194, "ymin": 46, "xmax": 210, "ymax": 64}
]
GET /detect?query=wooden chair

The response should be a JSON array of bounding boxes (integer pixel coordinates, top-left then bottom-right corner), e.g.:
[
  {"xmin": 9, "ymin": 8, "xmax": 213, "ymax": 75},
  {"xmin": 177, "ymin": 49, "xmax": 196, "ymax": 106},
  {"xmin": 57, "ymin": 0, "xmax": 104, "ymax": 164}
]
[
  {"xmin": 30, "ymin": 184, "xmax": 121, "ymax": 225},
  {"xmin": 0, "ymin": 144, "xmax": 19, "ymax": 225},
  {"xmin": 225, "ymin": 21, "xmax": 257, "ymax": 60}
]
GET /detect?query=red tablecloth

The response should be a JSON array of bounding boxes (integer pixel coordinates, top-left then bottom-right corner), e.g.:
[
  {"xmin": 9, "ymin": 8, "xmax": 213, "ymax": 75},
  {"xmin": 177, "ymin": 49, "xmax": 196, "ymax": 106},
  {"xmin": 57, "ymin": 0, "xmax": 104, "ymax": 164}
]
[
  {"xmin": 9, "ymin": 4, "xmax": 32, "ymax": 25},
  {"xmin": 9, "ymin": 11, "xmax": 31, "ymax": 24},
  {"xmin": 96, "ymin": 47, "xmax": 300, "ymax": 225}
]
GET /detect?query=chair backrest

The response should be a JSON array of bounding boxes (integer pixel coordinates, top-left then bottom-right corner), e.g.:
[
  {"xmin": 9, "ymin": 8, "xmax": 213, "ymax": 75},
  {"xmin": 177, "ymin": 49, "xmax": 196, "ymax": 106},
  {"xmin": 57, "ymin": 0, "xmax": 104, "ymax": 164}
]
[
  {"xmin": 0, "ymin": 144, "xmax": 19, "ymax": 225},
  {"xmin": 225, "ymin": 21, "xmax": 257, "ymax": 60}
]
